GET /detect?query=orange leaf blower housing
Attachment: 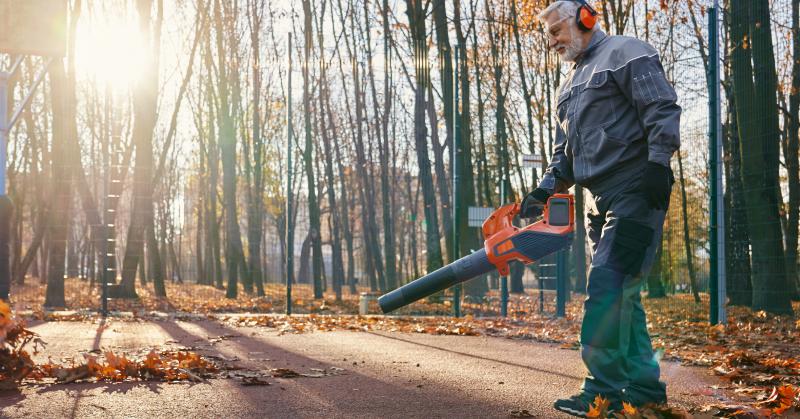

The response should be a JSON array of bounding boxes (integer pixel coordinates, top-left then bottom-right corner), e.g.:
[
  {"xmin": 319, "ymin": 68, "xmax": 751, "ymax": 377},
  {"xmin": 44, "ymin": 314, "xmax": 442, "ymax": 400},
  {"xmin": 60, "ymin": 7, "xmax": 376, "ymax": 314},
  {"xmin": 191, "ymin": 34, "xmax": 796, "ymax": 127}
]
[
  {"xmin": 483, "ymin": 194, "xmax": 575, "ymax": 277},
  {"xmin": 379, "ymin": 195, "xmax": 575, "ymax": 313}
]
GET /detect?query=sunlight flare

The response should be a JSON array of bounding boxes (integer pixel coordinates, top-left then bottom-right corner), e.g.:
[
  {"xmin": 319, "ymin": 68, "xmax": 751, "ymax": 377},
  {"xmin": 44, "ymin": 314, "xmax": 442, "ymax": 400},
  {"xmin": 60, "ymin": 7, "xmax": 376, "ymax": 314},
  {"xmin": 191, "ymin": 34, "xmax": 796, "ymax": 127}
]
[{"xmin": 74, "ymin": 12, "xmax": 147, "ymax": 88}]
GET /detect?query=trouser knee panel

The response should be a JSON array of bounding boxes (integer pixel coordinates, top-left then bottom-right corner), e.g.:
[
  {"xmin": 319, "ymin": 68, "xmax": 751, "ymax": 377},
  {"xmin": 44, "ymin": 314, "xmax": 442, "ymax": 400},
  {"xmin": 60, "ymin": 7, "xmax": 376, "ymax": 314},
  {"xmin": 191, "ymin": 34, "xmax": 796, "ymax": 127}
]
[{"xmin": 608, "ymin": 218, "xmax": 654, "ymax": 276}]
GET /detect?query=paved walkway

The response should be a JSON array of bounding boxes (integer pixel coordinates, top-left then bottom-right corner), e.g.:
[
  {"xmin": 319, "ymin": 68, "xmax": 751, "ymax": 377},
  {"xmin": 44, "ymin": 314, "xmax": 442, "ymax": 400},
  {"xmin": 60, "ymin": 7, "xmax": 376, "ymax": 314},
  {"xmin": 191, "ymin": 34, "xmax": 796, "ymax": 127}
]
[{"xmin": 0, "ymin": 318, "xmax": 729, "ymax": 418}]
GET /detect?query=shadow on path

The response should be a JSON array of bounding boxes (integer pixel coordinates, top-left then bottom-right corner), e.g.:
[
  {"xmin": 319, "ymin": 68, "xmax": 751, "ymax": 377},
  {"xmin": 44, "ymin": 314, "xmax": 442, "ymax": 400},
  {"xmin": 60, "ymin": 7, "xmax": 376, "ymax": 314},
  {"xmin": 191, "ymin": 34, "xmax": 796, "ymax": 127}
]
[
  {"xmin": 155, "ymin": 319, "xmax": 519, "ymax": 417},
  {"xmin": 91, "ymin": 317, "xmax": 106, "ymax": 351},
  {"xmin": 365, "ymin": 331, "xmax": 584, "ymax": 381}
]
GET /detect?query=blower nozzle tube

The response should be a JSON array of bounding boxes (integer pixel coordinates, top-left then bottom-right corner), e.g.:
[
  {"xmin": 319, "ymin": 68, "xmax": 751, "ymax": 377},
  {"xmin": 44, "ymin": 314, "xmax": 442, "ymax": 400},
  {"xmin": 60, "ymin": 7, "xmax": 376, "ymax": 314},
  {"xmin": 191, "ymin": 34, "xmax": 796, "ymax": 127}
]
[{"xmin": 378, "ymin": 249, "xmax": 495, "ymax": 314}]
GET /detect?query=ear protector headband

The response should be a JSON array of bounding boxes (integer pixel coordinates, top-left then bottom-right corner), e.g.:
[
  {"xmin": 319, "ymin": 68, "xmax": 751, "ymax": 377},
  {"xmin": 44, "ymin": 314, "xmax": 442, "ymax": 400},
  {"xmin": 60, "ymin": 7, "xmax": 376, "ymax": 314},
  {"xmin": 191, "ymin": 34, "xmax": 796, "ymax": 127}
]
[{"xmin": 573, "ymin": 0, "xmax": 598, "ymax": 32}]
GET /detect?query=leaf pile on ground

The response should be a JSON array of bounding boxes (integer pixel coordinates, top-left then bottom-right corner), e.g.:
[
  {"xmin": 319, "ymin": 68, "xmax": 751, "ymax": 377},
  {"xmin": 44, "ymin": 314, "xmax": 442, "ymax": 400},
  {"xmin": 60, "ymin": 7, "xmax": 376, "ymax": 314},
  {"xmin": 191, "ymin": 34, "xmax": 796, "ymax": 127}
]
[
  {"xmin": 0, "ymin": 301, "xmax": 45, "ymax": 389},
  {"xmin": 11, "ymin": 278, "xmax": 451, "ymax": 316},
  {"xmin": 583, "ymin": 395, "xmax": 693, "ymax": 418},
  {"xmin": 33, "ymin": 349, "xmax": 220, "ymax": 384},
  {"xmin": 226, "ymin": 313, "xmax": 529, "ymax": 337},
  {"xmin": 0, "ymin": 299, "xmax": 223, "ymax": 388},
  {"xmin": 697, "ymin": 385, "xmax": 800, "ymax": 418},
  {"xmin": 644, "ymin": 297, "xmax": 800, "ymax": 416}
]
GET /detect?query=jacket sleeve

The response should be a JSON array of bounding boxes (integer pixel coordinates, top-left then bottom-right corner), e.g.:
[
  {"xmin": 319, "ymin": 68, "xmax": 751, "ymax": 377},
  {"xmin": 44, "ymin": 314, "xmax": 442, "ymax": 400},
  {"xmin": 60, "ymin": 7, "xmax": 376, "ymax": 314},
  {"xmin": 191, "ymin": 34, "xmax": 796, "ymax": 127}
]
[
  {"xmin": 610, "ymin": 52, "xmax": 681, "ymax": 167},
  {"xmin": 539, "ymin": 121, "xmax": 574, "ymax": 193}
]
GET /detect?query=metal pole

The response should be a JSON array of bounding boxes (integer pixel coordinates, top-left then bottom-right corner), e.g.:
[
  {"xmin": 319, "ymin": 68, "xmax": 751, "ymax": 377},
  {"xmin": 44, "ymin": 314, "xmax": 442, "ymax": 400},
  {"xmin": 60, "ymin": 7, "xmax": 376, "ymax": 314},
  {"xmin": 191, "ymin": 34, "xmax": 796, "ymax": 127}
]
[
  {"xmin": 708, "ymin": 5, "xmax": 725, "ymax": 324},
  {"xmin": 286, "ymin": 33, "xmax": 294, "ymax": 316},
  {"xmin": 0, "ymin": 72, "xmax": 11, "ymax": 301},
  {"xmin": 500, "ymin": 174, "xmax": 508, "ymax": 317},
  {"xmin": 453, "ymin": 48, "xmax": 461, "ymax": 318},
  {"xmin": 713, "ymin": 1, "xmax": 726, "ymax": 324},
  {"xmin": 0, "ymin": 73, "xmax": 7, "ymax": 200},
  {"xmin": 538, "ymin": 273, "xmax": 544, "ymax": 313},
  {"xmin": 9, "ymin": 58, "xmax": 53, "ymax": 130},
  {"xmin": 500, "ymin": 276, "xmax": 508, "ymax": 317},
  {"xmin": 101, "ymin": 98, "xmax": 109, "ymax": 316},
  {"xmin": 556, "ymin": 248, "xmax": 567, "ymax": 317}
]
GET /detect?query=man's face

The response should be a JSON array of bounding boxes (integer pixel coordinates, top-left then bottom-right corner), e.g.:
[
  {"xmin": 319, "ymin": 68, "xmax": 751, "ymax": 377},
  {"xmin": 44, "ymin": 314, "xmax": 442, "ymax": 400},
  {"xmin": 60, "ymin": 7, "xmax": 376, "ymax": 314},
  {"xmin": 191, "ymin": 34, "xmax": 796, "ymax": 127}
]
[{"xmin": 544, "ymin": 14, "xmax": 583, "ymax": 62}]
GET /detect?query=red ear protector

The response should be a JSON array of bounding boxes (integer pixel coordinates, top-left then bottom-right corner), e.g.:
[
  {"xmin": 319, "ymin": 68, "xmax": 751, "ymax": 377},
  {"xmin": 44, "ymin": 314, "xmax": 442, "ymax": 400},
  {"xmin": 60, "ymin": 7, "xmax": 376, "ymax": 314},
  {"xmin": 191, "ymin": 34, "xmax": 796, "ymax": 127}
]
[{"xmin": 573, "ymin": 0, "xmax": 598, "ymax": 32}]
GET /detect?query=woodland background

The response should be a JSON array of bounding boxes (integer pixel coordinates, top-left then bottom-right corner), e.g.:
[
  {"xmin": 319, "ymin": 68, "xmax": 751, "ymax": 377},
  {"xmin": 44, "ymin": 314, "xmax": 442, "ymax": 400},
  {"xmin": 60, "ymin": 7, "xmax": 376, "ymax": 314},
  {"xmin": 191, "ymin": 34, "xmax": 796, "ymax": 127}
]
[{"xmin": 1, "ymin": 0, "xmax": 798, "ymax": 317}]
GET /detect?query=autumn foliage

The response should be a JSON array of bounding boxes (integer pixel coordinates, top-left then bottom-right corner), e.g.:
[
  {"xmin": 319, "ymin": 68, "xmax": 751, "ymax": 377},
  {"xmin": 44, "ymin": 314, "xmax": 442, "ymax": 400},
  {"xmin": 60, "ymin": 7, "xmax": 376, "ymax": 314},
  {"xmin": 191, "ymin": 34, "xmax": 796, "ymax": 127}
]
[
  {"xmin": 0, "ymin": 300, "xmax": 219, "ymax": 388},
  {"xmin": 0, "ymin": 311, "xmax": 40, "ymax": 390},
  {"xmin": 34, "ymin": 349, "xmax": 219, "ymax": 384}
]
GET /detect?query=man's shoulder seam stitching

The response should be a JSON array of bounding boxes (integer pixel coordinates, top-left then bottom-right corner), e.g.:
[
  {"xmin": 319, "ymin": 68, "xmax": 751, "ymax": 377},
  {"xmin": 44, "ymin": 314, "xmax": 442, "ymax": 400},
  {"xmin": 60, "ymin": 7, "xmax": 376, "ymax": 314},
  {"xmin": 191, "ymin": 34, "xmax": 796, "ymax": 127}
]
[{"xmin": 566, "ymin": 52, "xmax": 659, "ymax": 90}]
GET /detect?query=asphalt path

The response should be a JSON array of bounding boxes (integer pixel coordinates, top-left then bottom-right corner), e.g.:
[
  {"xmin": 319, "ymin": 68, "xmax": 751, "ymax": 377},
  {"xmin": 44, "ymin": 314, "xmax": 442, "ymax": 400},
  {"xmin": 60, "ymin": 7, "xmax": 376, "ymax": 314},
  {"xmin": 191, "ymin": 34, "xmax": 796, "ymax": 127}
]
[{"xmin": 0, "ymin": 318, "xmax": 730, "ymax": 418}]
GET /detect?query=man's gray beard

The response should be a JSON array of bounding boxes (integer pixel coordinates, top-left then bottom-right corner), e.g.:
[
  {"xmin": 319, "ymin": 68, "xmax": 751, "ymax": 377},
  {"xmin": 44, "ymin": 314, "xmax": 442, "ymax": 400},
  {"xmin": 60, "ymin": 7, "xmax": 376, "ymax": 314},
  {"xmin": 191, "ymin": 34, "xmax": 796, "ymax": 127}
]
[
  {"xmin": 560, "ymin": 29, "xmax": 584, "ymax": 62},
  {"xmin": 561, "ymin": 39, "xmax": 583, "ymax": 62}
]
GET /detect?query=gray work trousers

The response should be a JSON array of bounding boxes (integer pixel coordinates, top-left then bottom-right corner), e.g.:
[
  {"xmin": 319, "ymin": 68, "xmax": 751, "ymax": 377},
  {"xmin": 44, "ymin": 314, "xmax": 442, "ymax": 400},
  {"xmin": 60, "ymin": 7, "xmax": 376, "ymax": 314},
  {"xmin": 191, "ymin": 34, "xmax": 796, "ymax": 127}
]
[{"xmin": 579, "ymin": 169, "xmax": 668, "ymax": 402}]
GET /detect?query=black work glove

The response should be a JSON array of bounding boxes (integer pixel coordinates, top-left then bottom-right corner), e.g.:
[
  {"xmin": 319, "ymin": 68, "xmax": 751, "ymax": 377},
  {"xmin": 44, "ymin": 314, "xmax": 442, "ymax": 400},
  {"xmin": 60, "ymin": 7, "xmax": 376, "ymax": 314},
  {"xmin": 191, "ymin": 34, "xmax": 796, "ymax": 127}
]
[
  {"xmin": 637, "ymin": 161, "xmax": 674, "ymax": 210},
  {"xmin": 520, "ymin": 188, "xmax": 552, "ymax": 218}
]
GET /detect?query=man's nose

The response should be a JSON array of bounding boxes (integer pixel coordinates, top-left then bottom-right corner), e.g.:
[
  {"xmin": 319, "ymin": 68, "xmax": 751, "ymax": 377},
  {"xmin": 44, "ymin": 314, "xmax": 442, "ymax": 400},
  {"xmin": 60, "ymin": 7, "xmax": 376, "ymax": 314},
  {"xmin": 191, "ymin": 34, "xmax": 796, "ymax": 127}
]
[{"xmin": 548, "ymin": 37, "xmax": 557, "ymax": 49}]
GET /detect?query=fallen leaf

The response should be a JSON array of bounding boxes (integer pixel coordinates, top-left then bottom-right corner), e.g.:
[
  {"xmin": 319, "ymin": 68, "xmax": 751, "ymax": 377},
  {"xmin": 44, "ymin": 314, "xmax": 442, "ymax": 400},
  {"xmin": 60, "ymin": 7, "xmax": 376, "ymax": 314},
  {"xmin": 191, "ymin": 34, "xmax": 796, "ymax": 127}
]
[{"xmin": 240, "ymin": 376, "xmax": 270, "ymax": 386}]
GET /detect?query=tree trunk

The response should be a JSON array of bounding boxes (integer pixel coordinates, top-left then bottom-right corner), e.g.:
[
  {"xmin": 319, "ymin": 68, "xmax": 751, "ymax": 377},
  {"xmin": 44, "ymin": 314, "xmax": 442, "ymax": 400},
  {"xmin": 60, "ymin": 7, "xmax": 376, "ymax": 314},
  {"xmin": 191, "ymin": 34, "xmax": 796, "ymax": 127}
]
[
  {"xmin": 453, "ymin": 0, "xmax": 485, "ymax": 297},
  {"xmin": 339, "ymin": 0, "xmax": 385, "ymax": 292},
  {"xmin": 787, "ymin": 0, "xmax": 800, "ymax": 300},
  {"xmin": 148, "ymin": 217, "xmax": 166, "ymax": 297},
  {"xmin": 316, "ymin": 2, "xmax": 345, "ymax": 300},
  {"xmin": 119, "ymin": 0, "xmax": 163, "ymax": 299},
  {"xmin": 205, "ymin": 72, "xmax": 223, "ymax": 290},
  {"xmin": 730, "ymin": 0, "xmax": 793, "ymax": 314},
  {"xmin": 209, "ymin": 0, "xmax": 246, "ymax": 299},
  {"xmin": 325, "ymin": 21, "xmax": 355, "ymax": 292},
  {"xmin": 470, "ymin": 12, "xmax": 491, "ymax": 208},
  {"xmin": 406, "ymin": 0, "xmax": 444, "ymax": 276},
  {"xmin": 243, "ymin": 0, "xmax": 266, "ymax": 296},
  {"xmin": 44, "ymin": 61, "xmax": 75, "ymax": 308},
  {"xmin": 721, "ymin": 12, "xmax": 753, "ymax": 307},
  {"xmin": 486, "ymin": 2, "xmax": 513, "ymax": 204},
  {"xmin": 431, "ymin": 0, "xmax": 454, "ymax": 264},
  {"xmin": 511, "ymin": 0, "xmax": 539, "ymax": 185},
  {"xmin": 297, "ymin": 232, "xmax": 312, "ymax": 284},
  {"xmin": 301, "ymin": 0, "xmax": 324, "ymax": 299},
  {"xmin": 379, "ymin": 0, "xmax": 398, "ymax": 291},
  {"xmin": 330, "ymin": 102, "xmax": 355, "ymax": 294},
  {"xmin": 407, "ymin": 172, "xmax": 421, "ymax": 281}
]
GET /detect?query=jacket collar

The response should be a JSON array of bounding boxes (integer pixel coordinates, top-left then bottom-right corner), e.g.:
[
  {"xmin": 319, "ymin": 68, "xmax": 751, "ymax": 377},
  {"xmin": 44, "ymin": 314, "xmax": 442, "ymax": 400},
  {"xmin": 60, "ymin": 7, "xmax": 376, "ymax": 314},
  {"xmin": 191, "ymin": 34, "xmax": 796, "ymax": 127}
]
[{"xmin": 573, "ymin": 30, "xmax": 608, "ymax": 67}]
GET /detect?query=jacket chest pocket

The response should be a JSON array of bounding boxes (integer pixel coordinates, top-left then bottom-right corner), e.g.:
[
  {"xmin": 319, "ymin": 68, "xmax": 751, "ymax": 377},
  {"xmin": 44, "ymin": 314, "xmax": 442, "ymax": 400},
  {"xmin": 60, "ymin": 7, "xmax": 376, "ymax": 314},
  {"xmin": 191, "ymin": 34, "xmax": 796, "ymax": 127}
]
[{"xmin": 578, "ymin": 71, "xmax": 617, "ymax": 132}]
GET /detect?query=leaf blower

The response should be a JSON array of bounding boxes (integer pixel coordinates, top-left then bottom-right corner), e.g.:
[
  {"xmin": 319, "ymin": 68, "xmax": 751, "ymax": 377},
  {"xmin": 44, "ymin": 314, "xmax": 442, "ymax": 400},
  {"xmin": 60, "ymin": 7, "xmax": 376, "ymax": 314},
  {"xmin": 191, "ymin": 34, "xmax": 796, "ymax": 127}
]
[{"xmin": 378, "ymin": 194, "xmax": 575, "ymax": 314}]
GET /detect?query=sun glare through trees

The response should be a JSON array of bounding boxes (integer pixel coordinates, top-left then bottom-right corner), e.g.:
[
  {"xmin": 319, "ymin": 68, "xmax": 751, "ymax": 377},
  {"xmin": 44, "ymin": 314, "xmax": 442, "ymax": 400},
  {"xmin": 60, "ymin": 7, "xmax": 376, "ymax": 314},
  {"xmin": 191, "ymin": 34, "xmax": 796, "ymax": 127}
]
[{"xmin": 74, "ymin": 7, "xmax": 148, "ymax": 89}]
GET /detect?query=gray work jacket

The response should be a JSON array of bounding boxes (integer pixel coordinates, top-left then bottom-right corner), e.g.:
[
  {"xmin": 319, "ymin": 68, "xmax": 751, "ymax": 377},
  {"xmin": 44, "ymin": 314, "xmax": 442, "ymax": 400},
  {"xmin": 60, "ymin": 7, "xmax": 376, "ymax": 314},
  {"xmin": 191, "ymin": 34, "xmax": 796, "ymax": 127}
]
[{"xmin": 540, "ymin": 30, "xmax": 681, "ymax": 193}]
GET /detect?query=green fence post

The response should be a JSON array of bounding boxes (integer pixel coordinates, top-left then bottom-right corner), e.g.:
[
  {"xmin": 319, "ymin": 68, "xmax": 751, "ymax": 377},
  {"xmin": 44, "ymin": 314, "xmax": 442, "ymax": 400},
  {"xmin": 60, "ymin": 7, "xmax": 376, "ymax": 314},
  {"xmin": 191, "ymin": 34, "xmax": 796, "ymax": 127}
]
[
  {"xmin": 708, "ymin": 4, "xmax": 726, "ymax": 325},
  {"xmin": 286, "ymin": 33, "xmax": 294, "ymax": 316},
  {"xmin": 556, "ymin": 248, "xmax": 567, "ymax": 317},
  {"xmin": 453, "ymin": 47, "xmax": 461, "ymax": 318}
]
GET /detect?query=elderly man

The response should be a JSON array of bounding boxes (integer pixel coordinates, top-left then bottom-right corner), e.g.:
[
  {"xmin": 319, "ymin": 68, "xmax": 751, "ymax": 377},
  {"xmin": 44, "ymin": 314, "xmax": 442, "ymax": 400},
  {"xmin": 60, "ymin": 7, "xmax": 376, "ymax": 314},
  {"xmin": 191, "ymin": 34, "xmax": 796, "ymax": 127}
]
[{"xmin": 521, "ymin": 0, "xmax": 680, "ymax": 416}]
